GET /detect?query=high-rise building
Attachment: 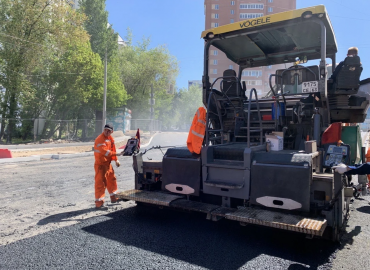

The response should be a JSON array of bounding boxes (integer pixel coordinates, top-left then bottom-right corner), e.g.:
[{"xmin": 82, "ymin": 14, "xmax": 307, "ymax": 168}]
[
  {"xmin": 204, "ymin": 0, "xmax": 296, "ymax": 96},
  {"xmin": 188, "ymin": 80, "xmax": 203, "ymax": 90},
  {"xmin": 67, "ymin": 0, "xmax": 79, "ymax": 9}
]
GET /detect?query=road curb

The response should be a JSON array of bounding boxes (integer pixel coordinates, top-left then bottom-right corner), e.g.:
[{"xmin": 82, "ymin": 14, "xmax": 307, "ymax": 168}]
[
  {"xmin": 140, "ymin": 132, "xmax": 157, "ymax": 148},
  {"xmin": 0, "ymin": 136, "xmax": 130, "ymax": 151},
  {"xmin": 52, "ymin": 152, "xmax": 94, "ymax": 159},
  {"xmin": 0, "ymin": 155, "xmax": 41, "ymax": 164},
  {"xmin": 0, "ymin": 152, "xmax": 95, "ymax": 164}
]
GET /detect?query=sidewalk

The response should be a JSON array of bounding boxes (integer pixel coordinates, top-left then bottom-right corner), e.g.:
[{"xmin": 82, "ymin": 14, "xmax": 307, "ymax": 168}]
[{"xmin": 7, "ymin": 136, "xmax": 129, "ymax": 152}]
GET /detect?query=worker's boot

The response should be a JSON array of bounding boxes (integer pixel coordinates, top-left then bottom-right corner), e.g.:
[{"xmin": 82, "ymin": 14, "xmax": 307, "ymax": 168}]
[
  {"xmin": 95, "ymin": 200, "xmax": 107, "ymax": 210},
  {"xmin": 110, "ymin": 195, "xmax": 121, "ymax": 203}
]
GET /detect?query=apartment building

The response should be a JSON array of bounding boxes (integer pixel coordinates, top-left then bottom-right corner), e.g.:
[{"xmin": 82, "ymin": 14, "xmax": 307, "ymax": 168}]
[
  {"xmin": 204, "ymin": 0, "xmax": 296, "ymax": 96},
  {"xmin": 188, "ymin": 80, "xmax": 203, "ymax": 90},
  {"xmin": 67, "ymin": 0, "xmax": 79, "ymax": 9}
]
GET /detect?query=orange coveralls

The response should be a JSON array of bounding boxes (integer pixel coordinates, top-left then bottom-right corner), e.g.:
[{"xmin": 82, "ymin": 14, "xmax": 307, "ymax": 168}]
[{"xmin": 94, "ymin": 133, "xmax": 118, "ymax": 207}]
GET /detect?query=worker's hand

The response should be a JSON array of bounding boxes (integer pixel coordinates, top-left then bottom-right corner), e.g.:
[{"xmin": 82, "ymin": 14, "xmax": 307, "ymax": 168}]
[
  {"xmin": 115, "ymin": 160, "xmax": 121, "ymax": 168},
  {"xmin": 332, "ymin": 163, "xmax": 348, "ymax": 174}
]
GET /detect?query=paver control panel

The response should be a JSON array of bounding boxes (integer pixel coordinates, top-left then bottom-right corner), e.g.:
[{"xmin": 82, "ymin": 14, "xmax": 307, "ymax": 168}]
[{"xmin": 323, "ymin": 144, "xmax": 350, "ymax": 167}]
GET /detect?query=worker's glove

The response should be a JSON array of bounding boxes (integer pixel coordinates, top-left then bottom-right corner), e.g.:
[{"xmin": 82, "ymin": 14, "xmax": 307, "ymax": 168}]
[
  {"xmin": 115, "ymin": 160, "xmax": 121, "ymax": 168},
  {"xmin": 332, "ymin": 163, "xmax": 348, "ymax": 174}
]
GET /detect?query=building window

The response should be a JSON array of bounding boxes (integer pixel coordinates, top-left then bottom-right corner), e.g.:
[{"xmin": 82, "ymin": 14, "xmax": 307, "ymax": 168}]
[
  {"xmin": 240, "ymin": 13, "xmax": 263, "ymax": 19},
  {"xmin": 244, "ymin": 80, "xmax": 262, "ymax": 86},
  {"xmin": 231, "ymin": 10, "xmax": 234, "ymax": 15},
  {"xmin": 230, "ymin": 19, "xmax": 234, "ymax": 23},
  {"xmin": 242, "ymin": 70, "xmax": 263, "ymax": 77},
  {"xmin": 240, "ymin": 4, "xmax": 264, "ymax": 10},
  {"xmin": 213, "ymin": 50, "xmax": 218, "ymax": 55},
  {"xmin": 212, "ymin": 4, "xmax": 219, "ymax": 10},
  {"xmin": 212, "ymin": 69, "xmax": 218, "ymax": 74},
  {"xmin": 211, "ymin": 22, "xmax": 219, "ymax": 27},
  {"xmin": 268, "ymin": 0, "xmax": 273, "ymax": 3},
  {"xmin": 268, "ymin": 7, "xmax": 273, "ymax": 12},
  {"xmin": 229, "ymin": 65, "xmax": 233, "ymax": 70},
  {"xmin": 231, "ymin": 1, "xmax": 235, "ymax": 5},
  {"xmin": 213, "ymin": 59, "xmax": 218, "ymax": 65},
  {"xmin": 213, "ymin": 13, "xmax": 219, "ymax": 19}
]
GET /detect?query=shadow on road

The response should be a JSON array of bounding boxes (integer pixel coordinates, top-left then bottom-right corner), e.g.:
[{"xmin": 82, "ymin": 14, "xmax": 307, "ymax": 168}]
[
  {"xmin": 82, "ymin": 205, "xmax": 338, "ymax": 270},
  {"xmin": 287, "ymin": 264, "xmax": 310, "ymax": 270},
  {"xmin": 37, "ymin": 208, "xmax": 95, "ymax": 225},
  {"xmin": 340, "ymin": 225, "xmax": 362, "ymax": 247},
  {"xmin": 356, "ymin": 206, "xmax": 370, "ymax": 214}
]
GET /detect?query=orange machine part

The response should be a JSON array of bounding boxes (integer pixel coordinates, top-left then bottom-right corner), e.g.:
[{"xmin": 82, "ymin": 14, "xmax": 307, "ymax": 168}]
[{"xmin": 321, "ymin": 122, "xmax": 342, "ymax": 145}]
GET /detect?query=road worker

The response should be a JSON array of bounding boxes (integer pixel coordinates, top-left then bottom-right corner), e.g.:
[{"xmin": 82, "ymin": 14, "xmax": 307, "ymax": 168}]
[
  {"xmin": 94, "ymin": 123, "xmax": 122, "ymax": 209},
  {"xmin": 187, "ymin": 107, "xmax": 206, "ymax": 154}
]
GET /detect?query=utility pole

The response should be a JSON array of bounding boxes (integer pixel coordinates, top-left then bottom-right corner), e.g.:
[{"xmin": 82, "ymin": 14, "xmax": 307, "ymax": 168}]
[
  {"xmin": 102, "ymin": 50, "xmax": 107, "ymax": 130},
  {"xmin": 150, "ymin": 84, "xmax": 154, "ymax": 132}
]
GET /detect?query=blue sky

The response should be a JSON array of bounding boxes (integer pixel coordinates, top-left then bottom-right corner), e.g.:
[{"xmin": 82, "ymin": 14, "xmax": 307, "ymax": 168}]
[{"xmin": 106, "ymin": 0, "xmax": 370, "ymax": 90}]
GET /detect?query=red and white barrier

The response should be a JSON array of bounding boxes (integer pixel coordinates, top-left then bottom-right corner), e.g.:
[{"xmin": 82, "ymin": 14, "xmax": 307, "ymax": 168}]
[{"xmin": 0, "ymin": 149, "xmax": 12, "ymax": 159}]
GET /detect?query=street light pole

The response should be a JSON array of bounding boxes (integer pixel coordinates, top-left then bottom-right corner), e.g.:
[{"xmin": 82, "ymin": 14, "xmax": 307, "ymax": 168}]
[
  {"xmin": 150, "ymin": 84, "xmax": 154, "ymax": 132},
  {"xmin": 102, "ymin": 49, "xmax": 107, "ymax": 130}
]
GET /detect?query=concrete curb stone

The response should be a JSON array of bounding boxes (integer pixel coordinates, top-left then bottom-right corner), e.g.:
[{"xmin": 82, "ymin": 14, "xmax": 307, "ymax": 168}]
[{"xmin": 0, "ymin": 155, "xmax": 41, "ymax": 164}]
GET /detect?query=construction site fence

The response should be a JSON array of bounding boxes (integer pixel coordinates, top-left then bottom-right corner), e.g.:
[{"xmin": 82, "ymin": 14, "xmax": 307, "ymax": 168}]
[{"xmin": 0, "ymin": 118, "xmax": 162, "ymax": 143}]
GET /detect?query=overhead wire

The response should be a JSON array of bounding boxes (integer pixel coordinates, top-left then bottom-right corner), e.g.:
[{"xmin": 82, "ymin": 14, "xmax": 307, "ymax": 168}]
[
  {"xmin": 0, "ymin": 33, "xmax": 88, "ymax": 77},
  {"xmin": 6, "ymin": 69, "xmax": 86, "ymax": 77},
  {"xmin": 0, "ymin": 32, "xmax": 53, "ymax": 50}
]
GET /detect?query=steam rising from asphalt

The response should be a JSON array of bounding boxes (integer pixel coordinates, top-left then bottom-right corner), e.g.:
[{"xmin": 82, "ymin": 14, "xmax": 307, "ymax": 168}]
[{"xmin": 158, "ymin": 131, "xmax": 188, "ymax": 148}]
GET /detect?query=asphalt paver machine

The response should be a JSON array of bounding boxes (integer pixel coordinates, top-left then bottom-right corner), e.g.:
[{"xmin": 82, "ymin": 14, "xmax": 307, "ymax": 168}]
[{"xmin": 118, "ymin": 5, "xmax": 370, "ymax": 241}]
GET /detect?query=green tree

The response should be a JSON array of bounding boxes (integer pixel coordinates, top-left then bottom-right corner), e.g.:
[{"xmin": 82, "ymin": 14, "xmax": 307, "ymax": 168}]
[
  {"xmin": 79, "ymin": 0, "xmax": 128, "ymax": 114},
  {"xmin": 172, "ymin": 85, "xmax": 203, "ymax": 129},
  {"xmin": 41, "ymin": 41, "xmax": 104, "ymax": 139},
  {"xmin": 118, "ymin": 31, "xmax": 179, "ymax": 120},
  {"xmin": 79, "ymin": 0, "xmax": 118, "ymax": 62},
  {"xmin": 0, "ymin": 0, "xmax": 89, "ymax": 142},
  {"xmin": 106, "ymin": 56, "xmax": 129, "ymax": 109}
]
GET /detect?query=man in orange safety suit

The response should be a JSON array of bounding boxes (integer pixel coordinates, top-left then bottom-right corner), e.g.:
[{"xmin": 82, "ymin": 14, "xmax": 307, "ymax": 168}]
[{"xmin": 94, "ymin": 124, "xmax": 122, "ymax": 209}]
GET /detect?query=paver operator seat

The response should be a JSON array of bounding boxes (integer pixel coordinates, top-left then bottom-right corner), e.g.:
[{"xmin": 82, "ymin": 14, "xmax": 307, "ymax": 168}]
[
  {"xmin": 333, "ymin": 56, "xmax": 363, "ymax": 95},
  {"xmin": 221, "ymin": 69, "xmax": 246, "ymax": 98}
]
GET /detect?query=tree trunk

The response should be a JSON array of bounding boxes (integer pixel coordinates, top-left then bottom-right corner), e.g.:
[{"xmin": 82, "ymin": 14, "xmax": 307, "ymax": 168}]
[
  {"xmin": 0, "ymin": 114, "xmax": 6, "ymax": 141},
  {"xmin": 6, "ymin": 93, "xmax": 17, "ymax": 143},
  {"xmin": 21, "ymin": 120, "xmax": 33, "ymax": 141},
  {"xmin": 82, "ymin": 119, "xmax": 87, "ymax": 140},
  {"xmin": 0, "ymin": 91, "xmax": 9, "ymax": 141}
]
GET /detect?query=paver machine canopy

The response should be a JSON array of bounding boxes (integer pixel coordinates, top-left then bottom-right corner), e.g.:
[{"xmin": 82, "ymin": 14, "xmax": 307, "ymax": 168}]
[{"xmin": 201, "ymin": 5, "xmax": 367, "ymax": 146}]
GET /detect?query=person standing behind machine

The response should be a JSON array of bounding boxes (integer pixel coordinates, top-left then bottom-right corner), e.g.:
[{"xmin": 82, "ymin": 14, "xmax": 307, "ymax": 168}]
[{"xmin": 94, "ymin": 124, "xmax": 122, "ymax": 209}]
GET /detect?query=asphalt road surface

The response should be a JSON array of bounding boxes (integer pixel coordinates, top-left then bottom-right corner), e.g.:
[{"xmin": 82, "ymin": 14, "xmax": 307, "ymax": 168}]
[{"xmin": 1, "ymin": 132, "xmax": 370, "ymax": 269}]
